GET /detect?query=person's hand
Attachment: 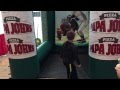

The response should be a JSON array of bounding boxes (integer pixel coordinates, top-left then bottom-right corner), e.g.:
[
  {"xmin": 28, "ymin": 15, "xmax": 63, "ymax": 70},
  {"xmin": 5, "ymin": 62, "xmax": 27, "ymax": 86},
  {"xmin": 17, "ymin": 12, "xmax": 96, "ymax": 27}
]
[{"xmin": 115, "ymin": 64, "xmax": 120, "ymax": 79}]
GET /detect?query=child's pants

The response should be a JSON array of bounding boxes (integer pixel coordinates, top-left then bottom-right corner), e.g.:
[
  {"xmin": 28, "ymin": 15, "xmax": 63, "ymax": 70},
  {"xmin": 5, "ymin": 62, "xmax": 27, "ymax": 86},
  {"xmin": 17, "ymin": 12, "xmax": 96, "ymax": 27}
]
[{"xmin": 63, "ymin": 63, "xmax": 78, "ymax": 79}]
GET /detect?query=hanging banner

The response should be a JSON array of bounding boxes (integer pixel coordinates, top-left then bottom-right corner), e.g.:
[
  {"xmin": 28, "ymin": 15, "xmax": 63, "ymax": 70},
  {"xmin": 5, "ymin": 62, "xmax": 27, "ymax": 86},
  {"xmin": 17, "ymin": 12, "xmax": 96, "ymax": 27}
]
[
  {"xmin": 1, "ymin": 11, "xmax": 36, "ymax": 59},
  {"xmin": 89, "ymin": 11, "xmax": 120, "ymax": 60},
  {"xmin": 55, "ymin": 11, "xmax": 89, "ymax": 46}
]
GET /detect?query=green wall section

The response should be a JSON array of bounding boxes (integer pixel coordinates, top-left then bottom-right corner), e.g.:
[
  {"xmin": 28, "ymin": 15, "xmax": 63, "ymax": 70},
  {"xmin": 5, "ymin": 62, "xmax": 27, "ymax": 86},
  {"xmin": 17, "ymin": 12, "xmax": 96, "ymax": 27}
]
[
  {"xmin": 88, "ymin": 57, "xmax": 118, "ymax": 79},
  {"xmin": 47, "ymin": 11, "xmax": 55, "ymax": 45},
  {"xmin": 41, "ymin": 11, "xmax": 48, "ymax": 41},
  {"xmin": 9, "ymin": 41, "xmax": 52, "ymax": 79},
  {"xmin": 9, "ymin": 11, "xmax": 55, "ymax": 79},
  {"xmin": 9, "ymin": 56, "xmax": 39, "ymax": 79},
  {"xmin": 41, "ymin": 11, "xmax": 55, "ymax": 43},
  {"xmin": 37, "ymin": 41, "xmax": 52, "ymax": 63}
]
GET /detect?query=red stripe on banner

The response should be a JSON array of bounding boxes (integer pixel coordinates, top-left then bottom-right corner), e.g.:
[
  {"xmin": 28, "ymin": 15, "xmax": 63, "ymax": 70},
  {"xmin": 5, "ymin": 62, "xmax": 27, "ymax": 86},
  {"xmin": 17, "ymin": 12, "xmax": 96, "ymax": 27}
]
[{"xmin": 0, "ymin": 34, "xmax": 8, "ymax": 56}]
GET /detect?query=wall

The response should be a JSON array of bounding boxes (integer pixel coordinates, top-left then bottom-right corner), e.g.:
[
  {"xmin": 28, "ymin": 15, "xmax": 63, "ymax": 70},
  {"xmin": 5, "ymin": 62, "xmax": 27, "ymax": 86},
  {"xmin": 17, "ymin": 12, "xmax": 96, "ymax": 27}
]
[{"xmin": 41, "ymin": 11, "xmax": 48, "ymax": 41}]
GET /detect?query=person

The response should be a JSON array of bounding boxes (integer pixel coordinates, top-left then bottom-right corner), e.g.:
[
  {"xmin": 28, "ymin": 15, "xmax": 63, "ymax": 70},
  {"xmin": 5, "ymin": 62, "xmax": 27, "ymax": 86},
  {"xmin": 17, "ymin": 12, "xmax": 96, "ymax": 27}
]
[
  {"xmin": 60, "ymin": 18, "xmax": 71, "ymax": 36},
  {"xmin": 56, "ymin": 28, "xmax": 62, "ymax": 40},
  {"xmin": 115, "ymin": 64, "xmax": 120, "ymax": 79},
  {"xmin": 60, "ymin": 30, "xmax": 81, "ymax": 79},
  {"xmin": 69, "ymin": 11, "xmax": 88, "ymax": 43}
]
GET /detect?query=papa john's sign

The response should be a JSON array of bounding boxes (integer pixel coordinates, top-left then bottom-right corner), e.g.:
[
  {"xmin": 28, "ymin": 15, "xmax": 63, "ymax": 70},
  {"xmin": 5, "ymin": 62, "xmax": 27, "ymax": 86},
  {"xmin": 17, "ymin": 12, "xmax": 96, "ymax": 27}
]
[
  {"xmin": 1, "ymin": 11, "xmax": 36, "ymax": 59},
  {"xmin": 89, "ymin": 11, "xmax": 120, "ymax": 60}
]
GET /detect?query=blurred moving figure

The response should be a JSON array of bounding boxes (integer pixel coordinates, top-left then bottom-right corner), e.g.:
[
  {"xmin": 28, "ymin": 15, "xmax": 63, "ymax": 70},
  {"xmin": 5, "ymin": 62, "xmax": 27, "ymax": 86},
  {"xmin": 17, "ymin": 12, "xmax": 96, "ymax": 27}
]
[{"xmin": 61, "ymin": 31, "xmax": 81, "ymax": 79}]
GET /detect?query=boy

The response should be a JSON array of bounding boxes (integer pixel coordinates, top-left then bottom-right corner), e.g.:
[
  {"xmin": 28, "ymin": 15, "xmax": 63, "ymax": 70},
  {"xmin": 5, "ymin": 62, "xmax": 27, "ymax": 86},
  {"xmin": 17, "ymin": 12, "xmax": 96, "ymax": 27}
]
[{"xmin": 61, "ymin": 30, "xmax": 81, "ymax": 79}]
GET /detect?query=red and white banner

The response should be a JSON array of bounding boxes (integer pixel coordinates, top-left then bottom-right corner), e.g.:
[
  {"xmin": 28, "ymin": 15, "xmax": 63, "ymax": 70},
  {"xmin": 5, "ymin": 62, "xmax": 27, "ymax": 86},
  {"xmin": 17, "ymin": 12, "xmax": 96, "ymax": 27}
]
[
  {"xmin": 1, "ymin": 11, "xmax": 36, "ymax": 59},
  {"xmin": 89, "ymin": 11, "xmax": 120, "ymax": 60}
]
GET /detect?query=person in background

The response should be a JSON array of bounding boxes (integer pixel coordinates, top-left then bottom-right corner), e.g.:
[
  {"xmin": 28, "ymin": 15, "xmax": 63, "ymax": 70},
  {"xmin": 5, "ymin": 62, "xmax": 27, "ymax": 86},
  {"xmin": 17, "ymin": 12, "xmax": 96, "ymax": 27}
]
[
  {"xmin": 60, "ymin": 30, "xmax": 81, "ymax": 79},
  {"xmin": 69, "ymin": 11, "xmax": 88, "ymax": 43},
  {"xmin": 56, "ymin": 28, "xmax": 62, "ymax": 40},
  {"xmin": 60, "ymin": 18, "xmax": 71, "ymax": 36}
]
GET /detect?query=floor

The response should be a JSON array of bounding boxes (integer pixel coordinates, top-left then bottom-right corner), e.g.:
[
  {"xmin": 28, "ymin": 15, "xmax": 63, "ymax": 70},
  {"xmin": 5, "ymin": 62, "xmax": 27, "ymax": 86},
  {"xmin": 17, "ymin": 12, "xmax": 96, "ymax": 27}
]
[
  {"xmin": 0, "ymin": 54, "xmax": 89, "ymax": 79},
  {"xmin": 0, "ymin": 55, "xmax": 11, "ymax": 79},
  {"xmin": 39, "ymin": 54, "xmax": 89, "ymax": 79}
]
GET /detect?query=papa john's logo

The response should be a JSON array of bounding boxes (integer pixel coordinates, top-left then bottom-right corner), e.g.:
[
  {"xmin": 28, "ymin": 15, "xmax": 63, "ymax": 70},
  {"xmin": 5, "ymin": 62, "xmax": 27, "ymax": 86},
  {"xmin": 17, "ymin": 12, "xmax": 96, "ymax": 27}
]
[{"xmin": 4, "ymin": 16, "xmax": 20, "ymax": 23}]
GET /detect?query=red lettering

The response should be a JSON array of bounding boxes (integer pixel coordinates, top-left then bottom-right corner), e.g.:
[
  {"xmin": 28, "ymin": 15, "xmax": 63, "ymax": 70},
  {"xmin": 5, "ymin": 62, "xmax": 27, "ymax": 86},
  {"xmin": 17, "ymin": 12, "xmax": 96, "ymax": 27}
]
[
  {"xmin": 98, "ymin": 44, "xmax": 104, "ymax": 54},
  {"xmin": 101, "ymin": 20, "xmax": 106, "ymax": 32},
  {"xmin": 106, "ymin": 44, "xmax": 111, "ymax": 55},
  {"xmin": 17, "ymin": 44, "xmax": 22, "ymax": 54},
  {"xmin": 92, "ymin": 19, "xmax": 120, "ymax": 32},
  {"xmin": 113, "ymin": 20, "xmax": 119, "ymax": 32},
  {"xmin": 14, "ymin": 44, "xmax": 18, "ymax": 54},
  {"xmin": 91, "ymin": 20, "xmax": 106, "ymax": 32},
  {"xmin": 94, "ymin": 44, "xmax": 99, "ymax": 53},
  {"xmin": 96, "ymin": 21, "xmax": 100, "ymax": 31},
  {"xmin": 20, "ymin": 23, "xmax": 25, "ymax": 33},
  {"xmin": 108, "ymin": 20, "xmax": 113, "ymax": 32},
  {"xmin": 4, "ymin": 24, "xmax": 10, "ymax": 34},
  {"xmin": 117, "ymin": 44, "xmax": 120, "ymax": 54},
  {"xmin": 15, "ymin": 23, "xmax": 20, "ymax": 34},
  {"xmin": 119, "ymin": 20, "xmax": 120, "ymax": 32},
  {"xmin": 108, "ymin": 20, "xmax": 119, "ymax": 32},
  {"xmin": 90, "ymin": 44, "xmax": 104, "ymax": 54},
  {"xmin": 90, "ymin": 44, "xmax": 95, "ymax": 53},
  {"xmin": 11, "ymin": 23, "xmax": 15, "ymax": 34},
  {"xmin": 7, "ymin": 44, "xmax": 13, "ymax": 54},
  {"xmin": 28, "ymin": 25, "xmax": 32, "ymax": 32},
  {"xmin": 27, "ymin": 44, "xmax": 31, "ymax": 52},
  {"xmin": 26, "ymin": 24, "xmax": 32, "ymax": 32},
  {"xmin": 22, "ymin": 44, "xmax": 28, "ymax": 53},
  {"xmin": 111, "ymin": 44, "xmax": 117, "ymax": 55},
  {"xmin": 31, "ymin": 45, "xmax": 34, "ymax": 52},
  {"xmin": 91, "ymin": 23, "xmax": 96, "ymax": 31},
  {"xmin": 13, "ymin": 44, "xmax": 34, "ymax": 55},
  {"xmin": 11, "ymin": 23, "xmax": 32, "ymax": 34},
  {"xmin": 106, "ymin": 44, "xmax": 120, "ymax": 55}
]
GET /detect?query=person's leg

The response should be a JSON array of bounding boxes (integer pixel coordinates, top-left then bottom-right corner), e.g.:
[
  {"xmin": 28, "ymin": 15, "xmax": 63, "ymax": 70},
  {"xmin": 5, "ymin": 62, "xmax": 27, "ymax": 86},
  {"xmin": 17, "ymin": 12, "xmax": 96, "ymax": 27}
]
[
  {"xmin": 70, "ymin": 64, "xmax": 78, "ymax": 79},
  {"xmin": 63, "ymin": 63, "xmax": 71, "ymax": 79}
]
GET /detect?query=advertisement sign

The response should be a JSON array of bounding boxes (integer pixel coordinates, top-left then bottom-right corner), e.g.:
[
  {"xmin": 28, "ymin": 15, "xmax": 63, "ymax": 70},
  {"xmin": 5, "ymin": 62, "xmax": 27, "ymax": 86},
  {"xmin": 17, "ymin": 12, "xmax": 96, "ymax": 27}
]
[
  {"xmin": 89, "ymin": 11, "xmax": 120, "ymax": 60},
  {"xmin": 1, "ymin": 11, "xmax": 36, "ymax": 59},
  {"xmin": 55, "ymin": 11, "xmax": 89, "ymax": 46}
]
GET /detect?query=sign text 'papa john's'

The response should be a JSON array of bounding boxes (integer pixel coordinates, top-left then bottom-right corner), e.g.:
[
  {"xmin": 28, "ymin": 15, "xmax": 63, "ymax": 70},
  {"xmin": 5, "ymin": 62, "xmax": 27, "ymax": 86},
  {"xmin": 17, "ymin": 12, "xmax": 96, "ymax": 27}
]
[
  {"xmin": 2, "ymin": 11, "xmax": 36, "ymax": 59},
  {"xmin": 89, "ymin": 11, "xmax": 120, "ymax": 60}
]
